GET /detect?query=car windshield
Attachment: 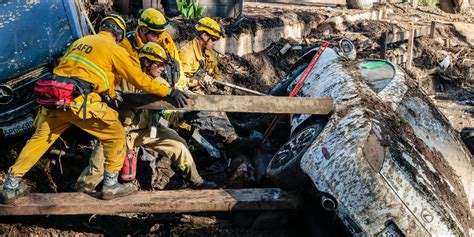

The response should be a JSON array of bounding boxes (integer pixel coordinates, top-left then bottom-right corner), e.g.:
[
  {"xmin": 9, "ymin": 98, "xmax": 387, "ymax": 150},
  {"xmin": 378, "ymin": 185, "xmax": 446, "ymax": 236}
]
[
  {"xmin": 359, "ymin": 60, "xmax": 395, "ymax": 93},
  {"xmin": 0, "ymin": 0, "xmax": 81, "ymax": 83}
]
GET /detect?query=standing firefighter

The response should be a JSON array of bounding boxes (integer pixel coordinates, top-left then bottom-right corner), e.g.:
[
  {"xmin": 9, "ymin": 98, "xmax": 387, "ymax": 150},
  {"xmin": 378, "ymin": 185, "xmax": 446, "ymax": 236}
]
[
  {"xmin": 0, "ymin": 14, "xmax": 188, "ymax": 204},
  {"xmin": 76, "ymin": 43, "xmax": 217, "ymax": 192}
]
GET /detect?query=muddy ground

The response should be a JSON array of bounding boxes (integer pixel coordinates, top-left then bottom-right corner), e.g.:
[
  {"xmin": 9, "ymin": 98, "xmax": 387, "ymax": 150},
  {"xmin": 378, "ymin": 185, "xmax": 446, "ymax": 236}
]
[{"xmin": 1, "ymin": 1, "xmax": 473, "ymax": 236}]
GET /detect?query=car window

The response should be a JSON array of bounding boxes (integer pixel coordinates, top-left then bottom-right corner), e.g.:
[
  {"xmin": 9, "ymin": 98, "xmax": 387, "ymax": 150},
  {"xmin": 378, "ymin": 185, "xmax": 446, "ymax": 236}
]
[{"xmin": 359, "ymin": 60, "xmax": 395, "ymax": 93}]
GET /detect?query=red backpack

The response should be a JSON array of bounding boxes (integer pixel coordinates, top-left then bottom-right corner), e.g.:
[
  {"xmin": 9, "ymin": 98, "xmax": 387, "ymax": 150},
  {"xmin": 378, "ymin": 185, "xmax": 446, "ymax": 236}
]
[
  {"xmin": 34, "ymin": 76, "xmax": 91, "ymax": 110},
  {"xmin": 120, "ymin": 148, "xmax": 137, "ymax": 181}
]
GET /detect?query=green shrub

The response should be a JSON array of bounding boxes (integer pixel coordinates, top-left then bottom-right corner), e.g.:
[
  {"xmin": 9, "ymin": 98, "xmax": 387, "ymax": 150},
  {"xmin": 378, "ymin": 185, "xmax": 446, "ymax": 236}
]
[{"xmin": 177, "ymin": 0, "xmax": 205, "ymax": 19}]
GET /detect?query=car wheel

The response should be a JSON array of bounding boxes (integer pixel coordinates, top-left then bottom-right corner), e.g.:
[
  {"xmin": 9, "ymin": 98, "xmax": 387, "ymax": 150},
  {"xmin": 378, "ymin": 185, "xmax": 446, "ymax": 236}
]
[{"xmin": 266, "ymin": 123, "xmax": 324, "ymax": 191}]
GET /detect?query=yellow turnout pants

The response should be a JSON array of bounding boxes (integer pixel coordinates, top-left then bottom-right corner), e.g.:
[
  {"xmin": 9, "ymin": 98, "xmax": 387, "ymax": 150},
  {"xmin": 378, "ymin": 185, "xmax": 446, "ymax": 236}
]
[
  {"xmin": 9, "ymin": 105, "xmax": 126, "ymax": 177},
  {"xmin": 76, "ymin": 125, "xmax": 203, "ymax": 190}
]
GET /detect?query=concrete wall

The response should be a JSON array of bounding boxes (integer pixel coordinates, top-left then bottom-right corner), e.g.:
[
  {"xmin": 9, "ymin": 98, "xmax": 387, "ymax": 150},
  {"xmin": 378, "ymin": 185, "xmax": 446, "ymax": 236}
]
[{"xmin": 214, "ymin": 8, "xmax": 389, "ymax": 56}]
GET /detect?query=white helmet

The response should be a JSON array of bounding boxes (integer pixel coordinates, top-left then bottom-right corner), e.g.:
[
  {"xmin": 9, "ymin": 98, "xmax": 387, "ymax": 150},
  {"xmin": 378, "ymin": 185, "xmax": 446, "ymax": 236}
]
[{"xmin": 337, "ymin": 38, "xmax": 356, "ymax": 60}]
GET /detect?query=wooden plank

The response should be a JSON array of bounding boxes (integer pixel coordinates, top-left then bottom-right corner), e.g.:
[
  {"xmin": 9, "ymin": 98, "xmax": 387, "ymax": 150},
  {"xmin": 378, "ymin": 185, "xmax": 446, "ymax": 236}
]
[
  {"xmin": 0, "ymin": 189, "xmax": 301, "ymax": 216},
  {"xmin": 122, "ymin": 94, "xmax": 334, "ymax": 115}
]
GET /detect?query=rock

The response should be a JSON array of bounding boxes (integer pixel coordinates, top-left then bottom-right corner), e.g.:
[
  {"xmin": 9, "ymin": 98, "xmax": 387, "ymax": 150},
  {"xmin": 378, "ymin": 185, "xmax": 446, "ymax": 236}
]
[
  {"xmin": 280, "ymin": 43, "xmax": 292, "ymax": 55},
  {"xmin": 149, "ymin": 223, "xmax": 161, "ymax": 232}
]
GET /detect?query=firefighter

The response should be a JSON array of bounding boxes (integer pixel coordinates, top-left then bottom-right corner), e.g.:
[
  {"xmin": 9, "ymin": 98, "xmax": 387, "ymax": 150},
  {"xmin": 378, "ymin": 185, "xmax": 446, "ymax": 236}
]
[
  {"xmin": 178, "ymin": 17, "xmax": 245, "ymax": 148},
  {"xmin": 179, "ymin": 17, "xmax": 223, "ymax": 93},
  {"xmin": 75, "ymin": 43, "xmax": 217, "ymax": 192},
  {"xmin": 0, "ymin": 14, "xmax": 188, "ymax": 204},
  {"xmin": 119, "ymin": 8, "xmax": 186, "ymax": 91}
]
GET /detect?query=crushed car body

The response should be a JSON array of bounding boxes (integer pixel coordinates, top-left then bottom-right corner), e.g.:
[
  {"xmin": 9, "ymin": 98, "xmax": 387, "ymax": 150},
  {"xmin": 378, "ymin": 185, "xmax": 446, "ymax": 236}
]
[{"xmin": 268, "ymin": 44, "xmax": 474, "ymax": 235}]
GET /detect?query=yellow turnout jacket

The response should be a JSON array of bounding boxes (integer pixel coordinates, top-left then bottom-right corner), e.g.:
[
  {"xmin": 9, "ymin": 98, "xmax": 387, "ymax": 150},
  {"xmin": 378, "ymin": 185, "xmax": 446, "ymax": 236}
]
[
  {"xmin": 53, "ymin": 31, "xmax": 170, "ymax": 97},
  {"xmin": 178, "ymin": 38, "xmax": 221, "ymax": 89}
]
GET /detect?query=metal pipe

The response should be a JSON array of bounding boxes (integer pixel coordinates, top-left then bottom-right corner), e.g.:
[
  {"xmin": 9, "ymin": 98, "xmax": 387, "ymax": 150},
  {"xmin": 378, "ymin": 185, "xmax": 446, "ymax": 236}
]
[
  {"xmin": 214, "ymin": 80, "xmax": 267, "ymax": 96},
  {"xmin": 321, "ymin": 194, "xmax": 337, "ymax": 211}
]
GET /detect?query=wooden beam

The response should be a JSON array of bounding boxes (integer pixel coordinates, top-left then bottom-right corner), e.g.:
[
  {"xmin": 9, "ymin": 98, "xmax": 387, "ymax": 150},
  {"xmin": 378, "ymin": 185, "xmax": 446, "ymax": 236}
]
[
  {"xmin": 0, "ymin": 189, "xmax": 301, "ymax": 216},
  {"xmin": 122, "ymin": 94, "xmax": 334, "ymax": 115}
]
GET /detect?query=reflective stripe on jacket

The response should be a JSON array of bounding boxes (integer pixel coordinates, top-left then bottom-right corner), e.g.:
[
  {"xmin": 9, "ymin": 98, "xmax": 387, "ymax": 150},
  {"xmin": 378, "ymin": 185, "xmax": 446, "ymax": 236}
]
[{"xmin": 53, "ymin": 31, "xmax": 170, "ymax": 97}]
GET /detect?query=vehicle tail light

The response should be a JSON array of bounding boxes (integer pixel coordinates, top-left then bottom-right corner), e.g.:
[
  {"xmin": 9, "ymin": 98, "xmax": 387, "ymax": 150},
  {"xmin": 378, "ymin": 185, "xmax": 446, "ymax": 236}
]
[{"xmin": 363, "ymin": 126, "xmax": 386, "ymax": 172}]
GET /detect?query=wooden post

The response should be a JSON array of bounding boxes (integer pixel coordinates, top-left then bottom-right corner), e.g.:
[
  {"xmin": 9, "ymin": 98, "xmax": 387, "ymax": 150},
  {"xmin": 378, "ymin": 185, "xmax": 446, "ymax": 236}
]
[
  {"xmin": 406, "ymin": 28, "xmax": 415, "ymax": 69},
  {"xmin": 430, "ymin": 21, "xmax": 436, "ymax": 38},
  {"xmin": 380, "ymin": 32, "xmax": 388, "ymax": 59}
]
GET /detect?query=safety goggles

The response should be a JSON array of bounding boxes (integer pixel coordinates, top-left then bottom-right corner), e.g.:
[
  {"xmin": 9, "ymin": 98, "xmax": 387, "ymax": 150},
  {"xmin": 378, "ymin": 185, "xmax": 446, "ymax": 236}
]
[
  {"xmin": 209, "ymin": 36, "xmax": 219, "ymax": 42},
  {"xmin": 146, "ymin": 30, "xmax": 162, "ymax": 38}
]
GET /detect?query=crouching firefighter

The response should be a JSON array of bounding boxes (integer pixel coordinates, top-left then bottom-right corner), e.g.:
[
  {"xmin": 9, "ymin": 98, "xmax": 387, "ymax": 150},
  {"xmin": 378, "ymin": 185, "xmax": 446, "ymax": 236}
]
[
  {"xmin": 177, "ymin": 17, "xmax": 248, "ymax": 154},
  {"xmin": 75, "ymin": 42, "xmax": 217, "ymax": 193},
  {"xmin": 0, "ymin": 15, "xmax": 189, "ymax": 204}
]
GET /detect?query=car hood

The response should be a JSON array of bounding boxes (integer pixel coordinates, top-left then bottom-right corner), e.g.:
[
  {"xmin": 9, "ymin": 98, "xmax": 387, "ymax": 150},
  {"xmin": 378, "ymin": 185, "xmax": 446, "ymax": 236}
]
[{"xmin": 0, "ymin": 0, "xmax": 82, "ymax": 83}]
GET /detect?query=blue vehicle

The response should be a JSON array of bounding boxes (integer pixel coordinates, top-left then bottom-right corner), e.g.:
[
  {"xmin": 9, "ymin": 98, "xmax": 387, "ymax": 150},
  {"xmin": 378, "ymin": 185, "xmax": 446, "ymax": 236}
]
[{"xmin": 0, "ymin": 0, "xmax": 91, "ymax": 139}]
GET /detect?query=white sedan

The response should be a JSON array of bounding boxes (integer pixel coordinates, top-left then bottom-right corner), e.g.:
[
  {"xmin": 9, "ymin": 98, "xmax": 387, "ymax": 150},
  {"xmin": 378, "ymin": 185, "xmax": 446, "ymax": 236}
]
[{"xmin": 267, "ymin": 42, "xmax": 473, "ymax": 236}]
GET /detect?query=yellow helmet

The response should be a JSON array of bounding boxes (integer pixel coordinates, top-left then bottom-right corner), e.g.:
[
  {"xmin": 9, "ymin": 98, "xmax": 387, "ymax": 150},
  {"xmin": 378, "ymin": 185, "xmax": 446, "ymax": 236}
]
[
  {"xmin": 139, "ymin": 42, "xmax": 168, "ymax": 63},
  {"xmin": 138, "ymin": 8, "xmax": 168, "ymax": 32},
  {"xmin": 195, "ymin": 17, "xmax": 224, "ymax": 39},
  {"xmin": 100, "ymin": 14, "xmax": 126, "ymax": 42}
]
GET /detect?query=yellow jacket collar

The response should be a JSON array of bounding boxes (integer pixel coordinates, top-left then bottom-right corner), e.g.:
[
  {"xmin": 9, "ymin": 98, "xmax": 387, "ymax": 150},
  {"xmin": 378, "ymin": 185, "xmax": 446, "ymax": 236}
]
[
  {"xmin": 132, "ymin": 29, "xmax": 146, "ymax": 50},
  {"xmin": 192, "ymin": 38, "xmax": 205, "ymax": 61},
  {"xmin": 99, "ymin": 31, "xmax": 117, "ymax": 42}
]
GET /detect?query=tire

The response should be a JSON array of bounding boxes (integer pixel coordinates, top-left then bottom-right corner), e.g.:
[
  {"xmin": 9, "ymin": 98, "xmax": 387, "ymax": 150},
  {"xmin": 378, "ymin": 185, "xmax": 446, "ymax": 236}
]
[{"xmin": 266, "ymin": 123, "xmax": 324, "ymax": 191}]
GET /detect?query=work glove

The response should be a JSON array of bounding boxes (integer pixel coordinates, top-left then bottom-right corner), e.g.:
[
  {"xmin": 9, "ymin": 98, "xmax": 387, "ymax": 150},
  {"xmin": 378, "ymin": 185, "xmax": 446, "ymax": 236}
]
[
  {"xmin": 169, "ymin": 88, "xmax": 189, "ymax": 108},
  {"xmin": 164, "ymin": 60, "xmax": 180, "ymax": 86},
  {"xmin": 199, "ymin": 74, "xmax": 215, "ymax": 87},
  {"xmin": 115, "ymin": 90, "xmax": 123, "ymax": 103}
]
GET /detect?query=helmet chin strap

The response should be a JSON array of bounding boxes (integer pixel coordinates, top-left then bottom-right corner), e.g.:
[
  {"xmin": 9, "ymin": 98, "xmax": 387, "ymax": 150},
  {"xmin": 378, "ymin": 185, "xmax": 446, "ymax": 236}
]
[{"xmin": 197, "ymin": 33, "xmax": 212, "ymax": 49}]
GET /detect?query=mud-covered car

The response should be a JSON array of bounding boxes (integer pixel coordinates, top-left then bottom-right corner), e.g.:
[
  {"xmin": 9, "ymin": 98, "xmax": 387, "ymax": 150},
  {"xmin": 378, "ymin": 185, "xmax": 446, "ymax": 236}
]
[
  {"xmin": 0, "ymin": 0, "xmax": 90, "ymax": 139},
  {"xmin": 267, "ymin": 43, "xmax": 473, "ymax": 235}
]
